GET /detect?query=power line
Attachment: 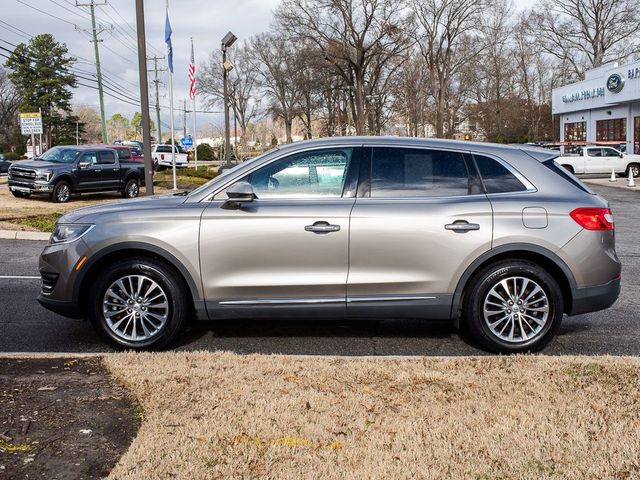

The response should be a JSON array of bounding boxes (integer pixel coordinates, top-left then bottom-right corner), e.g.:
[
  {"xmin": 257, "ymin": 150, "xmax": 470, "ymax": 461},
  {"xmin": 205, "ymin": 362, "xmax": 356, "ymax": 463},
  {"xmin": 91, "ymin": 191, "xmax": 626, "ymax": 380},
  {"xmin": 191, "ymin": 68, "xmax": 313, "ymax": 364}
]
[{"xmin": 14, "ymin": 0, "xmax": 76, "ymax": 26}]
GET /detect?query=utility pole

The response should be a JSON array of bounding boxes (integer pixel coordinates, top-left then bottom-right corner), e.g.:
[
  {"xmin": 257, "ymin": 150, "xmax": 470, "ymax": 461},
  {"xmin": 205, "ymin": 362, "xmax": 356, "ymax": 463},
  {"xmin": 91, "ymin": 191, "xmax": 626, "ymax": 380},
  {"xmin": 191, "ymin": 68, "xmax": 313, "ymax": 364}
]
[
  {"xmin": 135, "ymin": 0, "xmax": 154, "ymax": 195},
  {"xmin": 147, "ymin": 55, "xmax": 165, "ymax": 142},
  {"xmin": 75, "ymin": 0, "xmax": 111, "ymax": 143},
  {"xmin": 221, "ymin": 31, "xmax": 237, "ymax": 164}
]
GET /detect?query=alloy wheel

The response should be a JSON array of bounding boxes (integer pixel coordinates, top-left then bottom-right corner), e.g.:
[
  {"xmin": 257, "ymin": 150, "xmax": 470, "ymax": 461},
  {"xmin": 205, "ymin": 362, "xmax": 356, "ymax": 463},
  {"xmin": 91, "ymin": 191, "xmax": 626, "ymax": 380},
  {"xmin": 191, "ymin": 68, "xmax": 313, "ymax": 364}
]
[
  {"xmin": 482, "ymin": 276, "xmax": 549, "ymax": 343},
  {"xmin": 102, "ymin": 274, "xmax": 169, "ymax": 342},
  {"xmin": 57, "ymin": 184, "xmax": 70, "ymax": 202}
]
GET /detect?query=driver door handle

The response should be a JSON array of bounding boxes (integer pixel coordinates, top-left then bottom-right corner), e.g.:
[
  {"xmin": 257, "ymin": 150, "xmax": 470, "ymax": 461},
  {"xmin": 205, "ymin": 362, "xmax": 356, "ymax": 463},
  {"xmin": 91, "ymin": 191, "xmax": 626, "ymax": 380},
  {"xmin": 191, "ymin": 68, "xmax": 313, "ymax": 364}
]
[
  {"xmin": 445, "ymin": 221, "xmax": 480, "ymax": 232},
  {"xmin": 305, "ymin": 221, "xmax": 341, "ymax": 233}
]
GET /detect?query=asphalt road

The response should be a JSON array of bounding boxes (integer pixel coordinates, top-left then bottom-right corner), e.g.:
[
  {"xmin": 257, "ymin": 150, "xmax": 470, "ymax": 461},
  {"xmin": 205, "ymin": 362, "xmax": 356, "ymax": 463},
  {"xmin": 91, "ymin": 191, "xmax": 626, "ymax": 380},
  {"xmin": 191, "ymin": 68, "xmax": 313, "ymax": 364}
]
[{"xmin": 1, "ymin": 183, "xmax": 638, "ymax": 355}]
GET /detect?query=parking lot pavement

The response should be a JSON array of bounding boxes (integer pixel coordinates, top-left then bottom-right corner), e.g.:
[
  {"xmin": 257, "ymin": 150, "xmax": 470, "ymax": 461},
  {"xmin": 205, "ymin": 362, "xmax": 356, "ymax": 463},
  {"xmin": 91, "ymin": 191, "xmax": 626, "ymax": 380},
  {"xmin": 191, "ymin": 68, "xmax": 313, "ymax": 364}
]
[{"xmin": 0, "ymin": 183, "xmax": 638, "ymax": 355}]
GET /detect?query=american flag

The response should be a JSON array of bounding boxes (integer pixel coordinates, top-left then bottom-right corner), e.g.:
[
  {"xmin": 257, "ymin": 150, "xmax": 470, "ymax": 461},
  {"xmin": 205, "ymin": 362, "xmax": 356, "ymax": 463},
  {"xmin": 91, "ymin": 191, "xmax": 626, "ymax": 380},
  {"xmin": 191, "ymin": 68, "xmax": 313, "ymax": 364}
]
[{"xmin": 188, "ymin": 38, "xmax": 196, "ymax": 100}]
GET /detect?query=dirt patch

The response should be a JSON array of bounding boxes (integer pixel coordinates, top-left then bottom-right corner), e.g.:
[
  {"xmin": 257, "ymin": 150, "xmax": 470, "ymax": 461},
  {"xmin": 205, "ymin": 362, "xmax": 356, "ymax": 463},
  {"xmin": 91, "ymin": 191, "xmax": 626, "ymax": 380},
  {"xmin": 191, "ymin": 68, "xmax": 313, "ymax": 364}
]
[
  {"xmin": 104, "ymin": 352, "xmax": 640, "ymax": 479},
  {"xmin": 0, "ymin": 357, "xmax": 139, "ymax": 479}
]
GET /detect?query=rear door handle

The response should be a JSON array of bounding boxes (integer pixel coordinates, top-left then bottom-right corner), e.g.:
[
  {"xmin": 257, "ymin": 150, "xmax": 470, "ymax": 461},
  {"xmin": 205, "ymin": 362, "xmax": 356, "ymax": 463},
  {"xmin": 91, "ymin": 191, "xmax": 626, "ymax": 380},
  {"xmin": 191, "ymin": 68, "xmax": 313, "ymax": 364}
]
[
  {"xmin": 445, "ymin": 221, "xmax": 480, "ymax": 232},
  {"xmin": 305, "ymin": 221, "xmax": 341, "ymax": 233}
]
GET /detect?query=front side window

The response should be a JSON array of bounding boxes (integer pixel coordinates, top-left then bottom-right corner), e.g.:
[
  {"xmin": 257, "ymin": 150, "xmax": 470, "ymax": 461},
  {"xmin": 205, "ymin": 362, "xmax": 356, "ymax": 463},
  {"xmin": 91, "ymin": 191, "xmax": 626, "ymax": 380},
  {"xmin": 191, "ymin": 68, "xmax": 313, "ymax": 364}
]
[
  {"xmin": 82, "ymin": 152, "xmax": 98, "ymax": 165},
  {"xmin": 248, "ymin": 148, "xmax": 352, "ymax": 199},
  {"xmin": 370, "ymin": 147, "xmax": 469, "ymax": 197},
  {"xmin": 474, "ymin": 154, "xmax": 527, "ymax": 194},
  {"xmin": 602, "ymin": 148, "xmax": 620, "ymax": 157}
]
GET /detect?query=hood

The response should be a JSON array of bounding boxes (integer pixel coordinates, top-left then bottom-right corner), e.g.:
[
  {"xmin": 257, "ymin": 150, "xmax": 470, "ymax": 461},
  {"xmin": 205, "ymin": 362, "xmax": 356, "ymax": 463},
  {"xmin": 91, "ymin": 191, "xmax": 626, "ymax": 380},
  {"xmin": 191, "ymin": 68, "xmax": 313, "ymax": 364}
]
[
  {"xmin": 11, "ymin": 160, "xmax": 70, "ymax": 170},
  {"xmin": 59, "ymin": 193, "xmax": 189, "ymax": 224}
]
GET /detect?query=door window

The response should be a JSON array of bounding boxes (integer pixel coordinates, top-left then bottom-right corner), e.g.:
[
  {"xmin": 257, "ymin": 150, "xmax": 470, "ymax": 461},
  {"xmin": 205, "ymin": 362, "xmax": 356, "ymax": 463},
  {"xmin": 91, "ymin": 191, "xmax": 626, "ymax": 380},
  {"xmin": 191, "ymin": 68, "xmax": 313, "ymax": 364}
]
[
  {"xmin": 81, "ymin": 152, "xmax": 98, "ymax": 165},
  {"xmin": 587, "ymin": 148, "xmax": 603, "ymax": 157},
  {"xmin": 248, "ymin": 148, "xmax": 352, "ymax": 199},
  {"xmin": 602, "ymin": 148, "xmax": 620, "ymax": 157},
  {"xmin": 370, "ymin": 147, "xmax": 470, "ymax": 197},
  {"xmin": 474, "ymin": 154, "xmax": 527, "ymax": 193},
  {"xmin": 97, "ymin": 151, "xmax": 116, "ymax": 164}
]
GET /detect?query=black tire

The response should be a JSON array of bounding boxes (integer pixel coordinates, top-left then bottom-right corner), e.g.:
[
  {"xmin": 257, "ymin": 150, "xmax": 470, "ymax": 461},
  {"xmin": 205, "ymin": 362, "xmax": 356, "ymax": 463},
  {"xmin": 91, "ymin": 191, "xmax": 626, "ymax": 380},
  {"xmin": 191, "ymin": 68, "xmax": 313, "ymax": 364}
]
[
  {"xmin": 51, "ymin": 180, "xmax": 71, "ymax": 203},
  {"xmin": 561, "ymin": 164, "xmax": 574, "ymax": 174},
  {"xmin": 122, "ymin": 177, "xmax": 140, "ymax": 198},
  {"xmin": 625, "ymin": 163, "xmax": 640, "ymax": 178},
  {"xmin": 88, "ymin": 257, "xmax": 189, "ymax": 350},
  {"xmin": 11, "ymin": 190, "xmax": 31, "ymax": 198},
  {"xmin": 462, "ymin": 260, "xmax": 563, "ymax": 353}
]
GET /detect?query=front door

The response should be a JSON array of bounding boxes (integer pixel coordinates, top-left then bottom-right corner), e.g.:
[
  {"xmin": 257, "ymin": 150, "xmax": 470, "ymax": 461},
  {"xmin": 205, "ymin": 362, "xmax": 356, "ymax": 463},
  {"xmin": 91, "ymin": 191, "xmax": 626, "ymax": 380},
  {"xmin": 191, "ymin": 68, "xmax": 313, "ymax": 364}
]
[
  {"xmin": 199, "ymin": 147, "xmax": 360, "ymax": 319},
  {"xmin": 75, "ymin": 151, "xmax": 102, "ymax": 191},
  {"xmin": 347, "ymin": 146, "xmax": 493, "ymax": 319}
]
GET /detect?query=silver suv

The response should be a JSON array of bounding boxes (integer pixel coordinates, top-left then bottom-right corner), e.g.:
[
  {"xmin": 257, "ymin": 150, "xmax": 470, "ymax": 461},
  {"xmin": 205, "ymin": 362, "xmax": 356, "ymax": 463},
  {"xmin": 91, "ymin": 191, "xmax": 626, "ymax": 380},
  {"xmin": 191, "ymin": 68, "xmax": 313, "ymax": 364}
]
[{"xmin": 38, "ymin": 137, "xmax": 621, "ymax": 352}]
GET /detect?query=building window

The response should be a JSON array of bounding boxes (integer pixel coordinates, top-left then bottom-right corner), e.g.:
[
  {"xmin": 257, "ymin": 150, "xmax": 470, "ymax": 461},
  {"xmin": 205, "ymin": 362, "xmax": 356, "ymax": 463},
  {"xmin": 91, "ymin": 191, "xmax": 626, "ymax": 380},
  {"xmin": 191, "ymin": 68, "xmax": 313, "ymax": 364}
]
[
  {"xmin": 634, "ymin": 117, "xmax": 640, "ymax": 155},
  {"xmin": 564, "ymin": 122, "xmax": 586, "ymax": 143},
  {"xmin": 596, "ymin": 118, "xmax": 626, "ymax": 142}
]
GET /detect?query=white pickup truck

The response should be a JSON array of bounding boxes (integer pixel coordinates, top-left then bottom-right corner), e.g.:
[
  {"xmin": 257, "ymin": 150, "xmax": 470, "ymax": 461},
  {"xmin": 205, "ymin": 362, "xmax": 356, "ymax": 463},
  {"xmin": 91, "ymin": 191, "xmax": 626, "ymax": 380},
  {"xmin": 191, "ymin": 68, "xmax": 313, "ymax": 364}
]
[
  {"xmin": 557, "ymin": 146, "xmax": 639, "ymax": 177},
  {"xmin": 151, "ymin": 144, "xmax": 189, "ymax": 171}
]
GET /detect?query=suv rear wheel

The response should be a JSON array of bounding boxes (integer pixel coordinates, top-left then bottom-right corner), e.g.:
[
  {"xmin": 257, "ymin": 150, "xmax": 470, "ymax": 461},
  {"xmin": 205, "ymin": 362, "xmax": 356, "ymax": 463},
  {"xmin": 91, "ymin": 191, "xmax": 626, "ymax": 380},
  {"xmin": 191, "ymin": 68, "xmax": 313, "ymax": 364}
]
[
  {"xmin": 462, "ymin": 260, "xmax": 563, "ymax": 353},
  {"xmin": 88, "ymin": 257, "xmax": 188, "ymax": 350}
]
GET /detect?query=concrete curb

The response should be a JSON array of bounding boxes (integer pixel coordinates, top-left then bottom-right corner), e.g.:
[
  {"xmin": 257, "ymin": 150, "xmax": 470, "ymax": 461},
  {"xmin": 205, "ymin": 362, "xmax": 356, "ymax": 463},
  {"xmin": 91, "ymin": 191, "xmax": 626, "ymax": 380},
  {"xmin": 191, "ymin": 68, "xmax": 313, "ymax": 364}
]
[{"xmin": 0, "ymin": 229, "xmax": 50, "ymax": 241}]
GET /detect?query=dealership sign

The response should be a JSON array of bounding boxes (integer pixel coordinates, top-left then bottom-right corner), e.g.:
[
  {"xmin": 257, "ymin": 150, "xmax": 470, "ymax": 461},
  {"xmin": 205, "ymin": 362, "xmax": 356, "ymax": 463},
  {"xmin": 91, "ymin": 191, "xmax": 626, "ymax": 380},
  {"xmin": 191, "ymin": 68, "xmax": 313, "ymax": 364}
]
[
  {"xmin": 606, "ymin": 73, "xmax": 624, "ymax": 93},
  {"xmin": 562, "ymin": 87, "xmax": 605, "ymax": 103}
]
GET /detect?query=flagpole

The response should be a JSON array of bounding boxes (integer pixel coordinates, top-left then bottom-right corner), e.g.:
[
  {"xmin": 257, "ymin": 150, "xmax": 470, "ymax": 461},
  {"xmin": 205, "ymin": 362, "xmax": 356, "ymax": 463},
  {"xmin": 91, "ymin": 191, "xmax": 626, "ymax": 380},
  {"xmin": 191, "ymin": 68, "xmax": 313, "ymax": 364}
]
[
  {"xmin": 191, "ymin": 37, "xmax": 198, "ymax": 169},
  {"xmin": 166, "ymin": 0, "xmax": 177, "ymax": 190}
]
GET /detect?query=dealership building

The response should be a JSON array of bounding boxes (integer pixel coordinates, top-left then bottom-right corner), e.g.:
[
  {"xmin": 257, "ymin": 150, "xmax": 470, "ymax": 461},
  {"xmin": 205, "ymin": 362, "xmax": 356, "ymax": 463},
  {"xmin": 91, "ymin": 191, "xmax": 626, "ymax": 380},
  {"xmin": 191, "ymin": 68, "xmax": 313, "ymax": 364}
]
[{"xmin": 552, "ymin": 60, "xmax": 640, "ymax": 154}]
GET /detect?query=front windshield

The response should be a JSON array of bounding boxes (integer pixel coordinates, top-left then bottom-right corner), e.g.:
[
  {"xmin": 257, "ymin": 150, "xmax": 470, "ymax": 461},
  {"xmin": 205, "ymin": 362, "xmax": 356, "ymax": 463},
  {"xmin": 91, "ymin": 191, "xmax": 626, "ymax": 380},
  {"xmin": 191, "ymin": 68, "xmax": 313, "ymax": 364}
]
[
  {"xmin": 188, "ymin": 150, "xmax": 275, "ymax": 197},
  {"xmin": 39, "ymin": 147, "xmax": 82, "ymax": 164}
]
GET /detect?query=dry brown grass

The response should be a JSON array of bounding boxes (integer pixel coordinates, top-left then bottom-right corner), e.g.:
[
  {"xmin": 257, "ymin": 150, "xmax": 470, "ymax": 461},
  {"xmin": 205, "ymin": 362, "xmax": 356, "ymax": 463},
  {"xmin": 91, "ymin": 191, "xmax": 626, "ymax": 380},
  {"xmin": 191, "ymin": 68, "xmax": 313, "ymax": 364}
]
[{"xmin": 104, "ymin": 353, "xmax": 640, "ymax": 480}]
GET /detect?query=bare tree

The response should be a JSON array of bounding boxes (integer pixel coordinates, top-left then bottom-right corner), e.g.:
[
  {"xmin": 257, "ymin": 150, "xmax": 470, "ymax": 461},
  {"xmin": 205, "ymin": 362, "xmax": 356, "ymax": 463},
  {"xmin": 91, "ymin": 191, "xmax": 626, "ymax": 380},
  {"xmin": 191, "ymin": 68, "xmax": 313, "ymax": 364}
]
[
  {"xmin": 412, "ymin": 0, "xmax": 484, "ymax": 138},
  {"xmin": 532, "ymin": 0, "xmax": 640, "ymax": 80},
  {"xmin": 276, "ymin": 0, "xmax": 411, "ymax": 135},
  {"xmin": 0, "ymin": 67, "xmax": 21, "ymax": 151},
  {"xmin": 199, "ymin": 42, "xmax": 259, "ymax": 144}
]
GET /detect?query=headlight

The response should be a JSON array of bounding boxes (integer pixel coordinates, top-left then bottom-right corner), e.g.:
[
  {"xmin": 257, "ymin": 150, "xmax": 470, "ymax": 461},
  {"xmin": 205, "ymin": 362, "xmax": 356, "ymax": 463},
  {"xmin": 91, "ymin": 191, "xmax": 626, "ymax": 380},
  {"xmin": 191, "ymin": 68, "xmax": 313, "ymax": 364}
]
[
  {"xmin": 36, "ymin": 170, "xmax": 53, "ymax": 182},
  {"xmin": 50, "ymin": 224, "xmax": 94, "ymax": 244}
]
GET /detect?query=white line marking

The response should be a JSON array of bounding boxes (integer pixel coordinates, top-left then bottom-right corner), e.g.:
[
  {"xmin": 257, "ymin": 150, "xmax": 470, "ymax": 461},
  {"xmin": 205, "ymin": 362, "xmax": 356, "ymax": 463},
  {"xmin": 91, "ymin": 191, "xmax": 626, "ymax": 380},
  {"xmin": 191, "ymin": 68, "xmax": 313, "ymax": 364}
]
[{"xmin": 0, "ymin": 275, "xmax": 40, "ymax": 279}]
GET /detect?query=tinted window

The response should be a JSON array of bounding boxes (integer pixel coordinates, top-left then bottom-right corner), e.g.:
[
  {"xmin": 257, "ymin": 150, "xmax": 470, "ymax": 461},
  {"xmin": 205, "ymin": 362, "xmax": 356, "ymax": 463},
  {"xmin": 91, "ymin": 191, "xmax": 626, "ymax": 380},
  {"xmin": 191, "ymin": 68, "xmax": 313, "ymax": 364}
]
[
  {"xmin": 98, "ymin": 151, "xmax": 116, "ymax": 164},
  {"xmin": 249, "ymin": 148, "xmax": 352, "ymax": 199},
  {"xmin": 474, "ymin": 155, "xmax": 527, "ymax": 193},
  {"xmin": 155, "ymin": 145, "xmax": 172, "ymax": 153},
  {"xmin": 603, "ymin": 148, "xmax": 620, "ymax": 157},
  {"xmin": 587, "ymin": 148, "xmax": 602, "ymax": 157},
  {"xmin": 371, "ymin": 147, "xmax": 469, "ymax": 197},
  {"xmin": 543, "ymin": 160, "xmax": 595, "ymax": 194},
  {"xmin": 115, "ymin": 148, "xmax": 130, "ymax": 160}
]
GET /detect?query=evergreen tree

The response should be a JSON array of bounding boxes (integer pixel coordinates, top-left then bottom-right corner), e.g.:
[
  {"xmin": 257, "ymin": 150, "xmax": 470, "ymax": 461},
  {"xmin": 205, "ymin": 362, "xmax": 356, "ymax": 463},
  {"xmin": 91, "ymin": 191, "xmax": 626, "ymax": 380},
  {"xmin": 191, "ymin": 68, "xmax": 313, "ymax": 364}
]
[{"xmin": 4, "ymin": 34, "xmax": 77, "ymax": 147}]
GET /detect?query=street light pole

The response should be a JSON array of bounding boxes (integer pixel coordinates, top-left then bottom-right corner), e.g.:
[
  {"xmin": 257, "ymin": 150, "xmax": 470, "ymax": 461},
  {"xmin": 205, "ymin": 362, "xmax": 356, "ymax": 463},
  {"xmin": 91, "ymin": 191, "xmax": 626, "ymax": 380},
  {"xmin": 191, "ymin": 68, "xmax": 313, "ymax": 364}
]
[{"xmin": 221, "ymin": 31, "xmax": 236, "ymax": 164}]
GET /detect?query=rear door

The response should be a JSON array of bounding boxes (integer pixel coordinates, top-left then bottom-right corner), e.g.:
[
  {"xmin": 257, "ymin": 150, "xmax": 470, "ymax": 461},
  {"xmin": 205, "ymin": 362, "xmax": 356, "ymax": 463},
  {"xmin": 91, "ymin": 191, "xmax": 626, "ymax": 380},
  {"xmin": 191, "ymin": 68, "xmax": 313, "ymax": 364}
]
[
  {"xmin": 584, "ymin": 147, "xmax": 605, "ymax": 173},
  {"xmin": 75, "ymin": 151, "xmax": 101, "ymax": 191},
  {"xmin": 347, "ymin": 146, "xmax": 493, "ymax": 319}
]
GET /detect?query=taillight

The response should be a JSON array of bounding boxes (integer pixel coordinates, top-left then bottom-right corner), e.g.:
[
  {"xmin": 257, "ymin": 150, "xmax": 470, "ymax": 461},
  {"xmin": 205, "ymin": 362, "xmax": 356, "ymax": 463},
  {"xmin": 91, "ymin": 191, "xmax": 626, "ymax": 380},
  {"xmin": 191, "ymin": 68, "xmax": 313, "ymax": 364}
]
[
  {"xmin": 160, "ymin": 154, "xmax": 165, "ymax": 160},
  {"xmin": 570, "ymin": 207, "xmax": 614, "ymax": 230}
]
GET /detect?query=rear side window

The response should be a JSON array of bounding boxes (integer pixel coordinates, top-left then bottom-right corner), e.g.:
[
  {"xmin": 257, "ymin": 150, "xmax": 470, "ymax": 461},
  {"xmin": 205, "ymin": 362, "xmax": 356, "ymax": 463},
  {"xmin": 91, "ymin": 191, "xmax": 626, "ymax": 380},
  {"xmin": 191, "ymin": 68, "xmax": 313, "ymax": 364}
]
[
  {"xmin": 370, "ymin": 147, "xmax": 470, "ymax": 197},
  {"xmin": 474, "ymin": 155, "xmax": 527, "ymax": 193},
  {"xmin": 543, "ymin": 160, "xmax": 595, "ymax": 194},
  {"xmin": 97, "ymin": 151, "xmax": 116, "ymax": 164},
  {"xmin": 115, "ymin": 148, "xmax": 130, "ymax": 160}
]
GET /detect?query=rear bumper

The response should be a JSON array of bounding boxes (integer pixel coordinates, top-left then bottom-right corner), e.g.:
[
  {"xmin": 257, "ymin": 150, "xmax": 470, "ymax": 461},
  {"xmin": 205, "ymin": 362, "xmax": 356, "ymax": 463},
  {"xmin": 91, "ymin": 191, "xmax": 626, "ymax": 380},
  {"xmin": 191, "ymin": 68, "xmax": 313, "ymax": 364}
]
[
  {"xmin": 569, "ymin": 277, "xmax": 620, "ymax": 316},
  {"xmin": 37, "ymin": 295, "xmax": 83, "ymax": 319}
]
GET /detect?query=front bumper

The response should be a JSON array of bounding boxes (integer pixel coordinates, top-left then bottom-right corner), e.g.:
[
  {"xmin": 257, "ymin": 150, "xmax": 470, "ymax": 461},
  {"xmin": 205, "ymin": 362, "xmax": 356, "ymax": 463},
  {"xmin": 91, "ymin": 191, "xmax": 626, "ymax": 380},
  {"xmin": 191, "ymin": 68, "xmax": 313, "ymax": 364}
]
[
  {"xmin": 569, "ymin": 277, "xmax": 621, "ymax": 316},
  {"xmin": 9, "ymin": 181, "xmax": 54, "ymax": 193},
  {"xmin": 37, "ymin": 296, "xmax": 83, "ymax": 318}
]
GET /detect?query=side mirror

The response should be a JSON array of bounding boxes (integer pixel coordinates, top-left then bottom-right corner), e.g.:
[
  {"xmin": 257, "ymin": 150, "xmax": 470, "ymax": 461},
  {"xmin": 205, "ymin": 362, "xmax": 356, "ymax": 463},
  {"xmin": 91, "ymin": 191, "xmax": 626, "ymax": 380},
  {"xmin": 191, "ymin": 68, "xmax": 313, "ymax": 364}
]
[
  {"xmin": 620, "ymin": 153, "xmax": 624, "ymax": 158},
  {"xmin": 78, "ymin": 161, "xmax": 90, "ymax": 169},
  {"xmin": 222, "ymin": 181, "xmax": 255, "ymax": 209}
]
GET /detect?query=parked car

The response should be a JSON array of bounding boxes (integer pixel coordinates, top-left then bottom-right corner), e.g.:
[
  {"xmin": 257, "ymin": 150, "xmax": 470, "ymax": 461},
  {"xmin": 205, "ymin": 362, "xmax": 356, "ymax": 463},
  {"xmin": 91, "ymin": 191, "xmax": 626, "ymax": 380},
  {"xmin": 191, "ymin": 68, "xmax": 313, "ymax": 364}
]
[
  {"xmin": 37, "ymin": 137, "xmax": 621, "ymax": 352},
  {"xmin": 152, "ymin": 144, "xmax": 188, "ymax": 171},
  {"xmin": 0, "ymin": 153, "xmax": 11, "ymax": 174},
  {"xmin": 8, "ymin": 145, "xmax": 145, "ymax": 202},
  {"xmin": 557, "ymin": 146, "xmax": 640, "ymax": 177}
]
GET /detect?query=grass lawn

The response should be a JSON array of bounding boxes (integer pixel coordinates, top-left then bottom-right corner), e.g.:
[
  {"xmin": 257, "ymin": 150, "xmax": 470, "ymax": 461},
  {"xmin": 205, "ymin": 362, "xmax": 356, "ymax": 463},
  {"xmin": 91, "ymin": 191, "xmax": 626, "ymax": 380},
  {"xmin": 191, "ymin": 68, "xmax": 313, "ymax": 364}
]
[
  {"xmin": 153, "ymin": 166, "xmax": 217, "ymax": 190},
  {"xmin": 104, "ymin": 352, "xmax": 640, "ymax": 479},
  {"xmin": 11, "ymin": 212, "xmax": 63, "ymax": 232}
]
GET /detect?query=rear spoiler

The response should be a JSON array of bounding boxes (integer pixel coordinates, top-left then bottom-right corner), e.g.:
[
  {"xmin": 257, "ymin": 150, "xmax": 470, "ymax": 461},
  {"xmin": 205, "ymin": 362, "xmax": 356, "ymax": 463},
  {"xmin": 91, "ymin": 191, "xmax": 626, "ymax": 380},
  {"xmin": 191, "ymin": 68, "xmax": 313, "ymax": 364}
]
[{"xmin": 519, "ymin": 146, "xmax": 560, "ymax": 163}]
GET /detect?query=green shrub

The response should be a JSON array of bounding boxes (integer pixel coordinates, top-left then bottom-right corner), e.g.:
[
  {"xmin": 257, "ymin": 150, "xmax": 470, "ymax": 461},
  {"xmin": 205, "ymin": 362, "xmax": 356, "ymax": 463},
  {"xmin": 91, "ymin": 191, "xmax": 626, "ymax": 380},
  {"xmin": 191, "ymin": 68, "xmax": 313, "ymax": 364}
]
[
  {"xmin": 2, "ymin": 151, "xmax": 21, "ymax": 161},
  {"xmin": 196, "ymin": 143, "xmax": 215, "ymax": 161}
]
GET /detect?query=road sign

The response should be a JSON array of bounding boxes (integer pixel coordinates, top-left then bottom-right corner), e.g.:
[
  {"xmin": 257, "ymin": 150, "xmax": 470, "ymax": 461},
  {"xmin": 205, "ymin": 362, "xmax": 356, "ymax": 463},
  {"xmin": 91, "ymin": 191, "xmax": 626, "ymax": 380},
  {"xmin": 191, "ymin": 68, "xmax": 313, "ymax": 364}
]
[
  {"xmin": 181, "ymin": 137, "xmax": 193, "ymax": 148},
  {"xmin": 20, "ymin": 112, "xmax": 43, "ymax": 135}
]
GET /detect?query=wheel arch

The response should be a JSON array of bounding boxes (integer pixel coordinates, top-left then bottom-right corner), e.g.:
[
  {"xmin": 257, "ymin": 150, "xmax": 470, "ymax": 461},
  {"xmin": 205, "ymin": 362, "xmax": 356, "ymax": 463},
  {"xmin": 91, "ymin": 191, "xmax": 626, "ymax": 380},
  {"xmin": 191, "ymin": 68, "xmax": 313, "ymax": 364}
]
[
  {"xmin": 74, "ymin": 242, "xmax": 206, "ymax": 320},
  {"xmin": 53, "ymin": 174, "xmax": 74, "ymax": 189},
  {"xmin": 451, "ymin": 244, "xmax": 577, "ymax": 322}
]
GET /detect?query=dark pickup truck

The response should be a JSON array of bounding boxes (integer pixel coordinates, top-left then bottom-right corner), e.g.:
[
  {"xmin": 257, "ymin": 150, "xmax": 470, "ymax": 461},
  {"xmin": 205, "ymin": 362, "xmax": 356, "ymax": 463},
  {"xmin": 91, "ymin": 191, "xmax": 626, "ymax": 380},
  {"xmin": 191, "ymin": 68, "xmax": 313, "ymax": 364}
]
[{"xmin": 8, "ymin": 145, "xmax": 145, "ymax": 203}]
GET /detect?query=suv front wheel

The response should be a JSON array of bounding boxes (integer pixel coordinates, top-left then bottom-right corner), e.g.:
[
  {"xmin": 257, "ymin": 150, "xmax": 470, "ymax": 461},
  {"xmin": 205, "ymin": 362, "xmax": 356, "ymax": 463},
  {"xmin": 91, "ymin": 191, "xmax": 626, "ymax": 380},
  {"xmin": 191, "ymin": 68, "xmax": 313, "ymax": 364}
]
[
  {"xmin": 89, "ymin": 257, "xmax": 188, "ymax": 350},
  {"xmin": 462, "ymin": 260, "xmax": 563, "ymax": 353}
]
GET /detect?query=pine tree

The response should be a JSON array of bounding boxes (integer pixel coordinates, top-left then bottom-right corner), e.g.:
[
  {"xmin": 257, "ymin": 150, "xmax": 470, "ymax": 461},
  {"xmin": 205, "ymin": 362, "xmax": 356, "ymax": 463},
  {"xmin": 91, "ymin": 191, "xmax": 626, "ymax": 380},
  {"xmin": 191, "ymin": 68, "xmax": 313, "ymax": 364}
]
[{"xmin": 4, "ymin": 34, "xmax": 77, "ymax": 148}]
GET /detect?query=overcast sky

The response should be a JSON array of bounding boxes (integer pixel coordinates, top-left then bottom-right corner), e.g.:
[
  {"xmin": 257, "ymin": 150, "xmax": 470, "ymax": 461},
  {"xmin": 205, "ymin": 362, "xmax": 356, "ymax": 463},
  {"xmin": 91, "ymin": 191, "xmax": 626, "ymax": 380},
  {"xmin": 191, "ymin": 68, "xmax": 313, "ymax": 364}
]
[{"xmin": 1, "ymin": 0, "xmax": 535, "ymax": 134}]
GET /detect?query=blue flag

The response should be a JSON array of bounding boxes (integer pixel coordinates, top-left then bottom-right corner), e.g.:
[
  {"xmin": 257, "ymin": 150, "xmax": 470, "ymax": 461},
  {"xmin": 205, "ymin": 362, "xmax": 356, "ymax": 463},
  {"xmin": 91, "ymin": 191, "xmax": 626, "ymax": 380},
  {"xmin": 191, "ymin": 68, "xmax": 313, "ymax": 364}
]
[{"xmin": 165, "ymin": 9, "xmax": 173, "ymax": 73}]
